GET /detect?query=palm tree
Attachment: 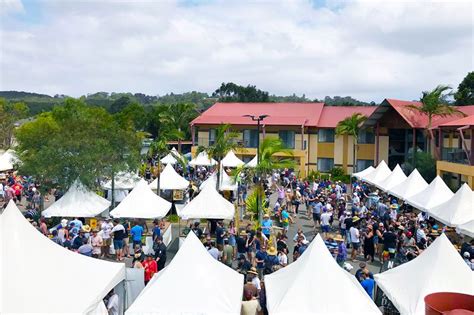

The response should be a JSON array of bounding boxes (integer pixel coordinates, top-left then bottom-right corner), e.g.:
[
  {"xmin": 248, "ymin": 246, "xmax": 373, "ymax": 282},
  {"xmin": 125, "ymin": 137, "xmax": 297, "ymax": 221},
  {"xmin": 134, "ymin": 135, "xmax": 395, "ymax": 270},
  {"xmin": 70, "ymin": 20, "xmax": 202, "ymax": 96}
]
[
  {"xmin": 150, "ymin": 136, "xmax": 169, "ymax": 195},
  {"xmin": 406, "ymin": 85, "xmax": 466, "ymax": 155},
  {"xmin": 159, "ymin": 103, "xmax": 199, "ymax": 152},
  {"xmin": 198, "ymin": 124, "xmax": 240, "ymax": 190},
  {"xmin": 335, "ymin": 113, "xmax": 367, "ymax": 173}
]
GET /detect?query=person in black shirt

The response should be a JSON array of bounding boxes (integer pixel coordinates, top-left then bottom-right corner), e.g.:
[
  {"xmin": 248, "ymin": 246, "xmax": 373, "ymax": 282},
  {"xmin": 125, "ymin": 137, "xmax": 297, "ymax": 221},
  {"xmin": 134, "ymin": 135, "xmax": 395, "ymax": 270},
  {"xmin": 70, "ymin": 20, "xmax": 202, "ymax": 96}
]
[
  {"xmin": 215, "ymin": 221, "xmax": 225, "ymax": 251},
  {"xmin": 237, "ymin": 254, "xmax": 252, "ymax": 274},
  {"xmin": 382, "ymin": 226, "xmax": 398, "ymax": 259},
  {"xmin": 153, "ymin": 236, "xmax": 167, "ymax": 270},
  {"xmin": 191, "ymin": 222, "xmax": 203, "ymax": 239},
  {"xmin": 236, "ymin": 232, "xmax": 248, "ymax": 256}
]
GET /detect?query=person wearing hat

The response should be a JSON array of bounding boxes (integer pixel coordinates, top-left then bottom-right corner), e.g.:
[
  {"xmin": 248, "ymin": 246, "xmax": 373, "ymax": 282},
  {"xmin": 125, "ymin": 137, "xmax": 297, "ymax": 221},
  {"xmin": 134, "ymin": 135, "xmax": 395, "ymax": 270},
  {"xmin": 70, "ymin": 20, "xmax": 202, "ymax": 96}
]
[
  {"xmin": 143, "ymin": 254, "xmax": 158, "ymax": 285},
  {"xmin": 244, "ymin": 271, "xmax": 259, "ymax": 298},
  {"xmin": 334, "ymin": 235, "xmax": 347, "ymax": 266},
  {"xmin": 265, "ymin": 246, "xmax": 279, "ymax": 275},
  {"xmin": 100, "ymin": 218, "xmax": 113, "ymax": 259},
  {"xmin": 255, "ymin": 246, "xmax": 268, "ymax": 279},
  {"xmin": 91, "ymin": 228, "xmax": 103, "ymax": 258},
  {"xmin": 237, "ymin": 254, "xmax": 252, "ymax": 274},
  {"xmin": 463, "ymin": 252, "xmax": 474, "ymax": 270},
  {"xmin": 247, "ymin": 267, "xmax": 261, "ymax": 293},
  {"xmin": 57, "ymin": 219, "xmax": 69, "ymax": 244},
  {"xmin": 261, "ymin": 214, "xmax": 273, "ymax": 239}
]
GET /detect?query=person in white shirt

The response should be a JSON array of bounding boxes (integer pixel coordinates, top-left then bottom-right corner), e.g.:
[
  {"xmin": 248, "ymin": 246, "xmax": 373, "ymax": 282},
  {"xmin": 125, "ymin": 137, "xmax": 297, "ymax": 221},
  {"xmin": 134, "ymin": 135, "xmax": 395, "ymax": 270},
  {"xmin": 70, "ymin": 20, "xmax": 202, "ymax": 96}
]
[
  {"xmin": 350, "ymin": 218, "xmax": 361, "ymax": 261},
  {"xmin": 101, "ymin": 219, "xmax": 114, "ymax": 258},
  {"xmin": 320, "ymin": 208, "xmax": 332, "ymax": 238},
  {"xmin": 208, "ymin": 241, "xmax": 220, "ymax": 260},
  {"xmin": 106, "ymin": 290, "xmax": 119, "ymax": 315},
  {"xmin": 278, "ymin": 250, "xmax": 288, "ymax": 267}
]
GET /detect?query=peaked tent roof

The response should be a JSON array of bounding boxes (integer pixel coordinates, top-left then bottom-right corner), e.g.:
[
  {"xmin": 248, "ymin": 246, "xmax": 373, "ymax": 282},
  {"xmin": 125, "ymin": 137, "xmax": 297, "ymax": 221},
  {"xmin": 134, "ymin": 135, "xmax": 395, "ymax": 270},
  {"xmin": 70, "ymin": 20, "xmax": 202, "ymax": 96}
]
[
  {"xmin": 361, "ymin": 160, "xmax": 391, "ymax": 186},
  {"xmin": 265, "ymin": 234, "xmax": 380, "ymax": 315},
  {"xmin": 126, "ymin": 232, "xmax": 244, "ymax": 315},
  {"xmin": 456, "ymin": 220, "xmax": 474, "ymax": 238},
  {"xmin": 375, "ymin": 164, "xmax": 407, "ymax": 191},
  {"xmin": 427, "ymin": 183, "xmax": 474, "ymax": 227},
  {"xmin": 110, "ymin": 179, "xmax": 171, "ymax": 219},
  {"xmin": 102, "ymin": 172, "xmax": 141, "ymax": 190},
  {"xmin": 245, "ymin": 155, "xmax": 258, "ymax": 168},
  {"xmin": 160, "ymin": 148, "xmax": 182, "ymax": 165},
  {"xmin": 179, "ymin": 184, "xmax": 235, "ymax": 220},
  {"xmin": 221, "ymin": 150, "xmax": 244, "ymax": 168},
  {"xmin": 388, "ymin": 169, "xmax": 428, "ymax": 200},
  {"xmin": 352, "ymin": 165, "xmax": 375, "ymax": 180},
  {"xmin": 42, "ymin": 180, "xmax": 111, "ymax": 218},
  {"xmin": 149, "ymin": 164, "xmax": 189, "ymax": 190},
  {"xmin": 374, "ymin": 234, "xmax": 473, "ymax": 315},
  {"xmin": 405, "ymin": 176, "xmax": 454, "ymax": 212},
  {"xmin": 189, "ymin": 151, "xmax": 217, "ymax": 167},
  {"xmin": 200, "ymin": 172, "xmax": 237, "ymax": 191},
  {"xmin": 0, "ymin": 201, "xmax": 125, "ymax": 314},
  {"xmin": 0, "ymin": 149, "xmax": 19, "ymax": 171}
]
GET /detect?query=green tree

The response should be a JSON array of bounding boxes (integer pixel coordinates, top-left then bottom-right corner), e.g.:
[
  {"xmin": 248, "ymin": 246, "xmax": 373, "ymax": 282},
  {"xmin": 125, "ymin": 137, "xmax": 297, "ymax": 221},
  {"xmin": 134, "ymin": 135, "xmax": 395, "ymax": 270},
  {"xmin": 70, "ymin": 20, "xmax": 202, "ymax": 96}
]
[
  {"xmin": 335, "ymin": 113, "xmax": 368, "ymax": 173},
  {"xmin": 454, "ymin": 72, "xmax": 474, "ymax": 106},
  {"xmin": 159, "ymin": 103, "xmax": 199, "ymax": 152},
  {"xmin": 115, "ymin": 102, "xmax": 147, "ymax": 131},
  {"xmin": 198, "ymin": 124, "xmax": 240, "ymax": 189},
  {"xmin": 0, "ymin": 98, "xmax": 29, "ymax": 149},
  {"xmin": 403, "ymin": 151, "xmax": 436, "ymax": 182},
  {"xmin": 213, "ymin": 82, "xmax": 270, "ymax": 102},
  {"xmin": 15, "ymin": 98, "xmax": 141, "ymax": 190},
  {"xmin": 407, "ymin": 85, "xmax": 465, "ymax": 153},
  {"xmin": 109, "ymin": 96, "xmax": 133, "ymax": 114}
]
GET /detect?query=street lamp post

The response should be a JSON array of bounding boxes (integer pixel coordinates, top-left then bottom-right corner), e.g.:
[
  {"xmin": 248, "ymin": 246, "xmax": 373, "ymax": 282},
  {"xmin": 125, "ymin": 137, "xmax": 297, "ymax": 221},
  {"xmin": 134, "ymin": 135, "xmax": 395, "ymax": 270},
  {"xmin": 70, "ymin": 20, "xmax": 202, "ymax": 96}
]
[{"xmin": 243, "ymin": 114, "xmax": 268, "ymax": 224}]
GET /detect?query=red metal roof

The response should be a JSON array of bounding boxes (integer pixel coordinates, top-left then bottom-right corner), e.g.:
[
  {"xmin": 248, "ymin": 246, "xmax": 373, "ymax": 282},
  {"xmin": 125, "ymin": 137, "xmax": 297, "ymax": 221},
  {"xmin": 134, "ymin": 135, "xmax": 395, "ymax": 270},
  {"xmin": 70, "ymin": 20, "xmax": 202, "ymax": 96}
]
[
  {"xmin": 317, "ymin": 106, "xmax": 377, "ymax": 128},
  {"xmin": 191, "ymin": 102, "xmax": 325, "ymax": 127},
  {"xmin": 385, "ymin": 99, "xmax": 474, "ymax": 128},
  {"xmin": 439, "ymin": 114, "xmax": 474, "ymax": 127}
]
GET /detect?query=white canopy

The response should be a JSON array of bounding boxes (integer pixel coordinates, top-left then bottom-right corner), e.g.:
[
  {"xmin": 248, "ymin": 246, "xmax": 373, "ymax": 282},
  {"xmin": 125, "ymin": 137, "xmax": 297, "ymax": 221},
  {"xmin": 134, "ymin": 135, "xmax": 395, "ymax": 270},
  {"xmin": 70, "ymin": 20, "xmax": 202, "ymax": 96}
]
[
  {"xmin": 362, "ymin": 160, "xmax": 391, "ymax": 186},
  {"xmin": 160, "ymin": 148, "xmax": 182, "ymax": 165},
  {"xmin": 388, "ymin": 169, "xmax": 428, "ymax": 200},
  {"xmin": 179, "ymin": 184, "xmax": 235, "ymax": 220},
  {"xmin": 200, "ymin": 172, "xmax": 237, "ymax": 192},
  {"xmin": 405, "ymin": 176, "xmax": 454, "ymax": 212},
  {"xmin": 126, "ymin": 232, "xmax": 244, "ymax": 315},
  {"xmin": 189, "ymin": 151, "xmax": 217, "ymax": 167},
  {"xmin": 0, "ymin": 150, "xmax": 19, "ymax": 171},
  {"xmin": 0, "ymin": 201, "xmax": 125, "ymax": 314},
  {"xmin": 265, "ymin": 234, "xmax": 381, "ymax": 315},
  {"xmin": 110, "ymin": 179, "xmax": 171, "ymax": 219},
  {"xmin": 457, "ymin": 220, "xmax": 474, "ymax": 238},
  {"xmin": 221, "ymin": 150, "xmax": 244, "ymax": 168},
  {"xmin": 374, "ymin": 234, "xmax": 473, "ymax": 315},
  {"xmin": 245, "ymin": 155, "xmax": 258, "ymax": 168},
  {"xmin": 149, "ymin": 164, "xmax": 189, "ymax": 190},
  {"xmin": 374, "ymin": 164, "xmax": 407, "ymax": 191},
  {"xmin": 42, "ymin": 180, "xmax": 111, "ymax": 218},
  {"xmin": 102, "ymin": 172, "xmax": 141, "ymax": 190},
  {"xmin": 427, "ymin": 183, "xmax": 473, "ymax": 227},
  {"xmin": 352, "ymin": 165, "xmax": 375, "ymax": 180}
]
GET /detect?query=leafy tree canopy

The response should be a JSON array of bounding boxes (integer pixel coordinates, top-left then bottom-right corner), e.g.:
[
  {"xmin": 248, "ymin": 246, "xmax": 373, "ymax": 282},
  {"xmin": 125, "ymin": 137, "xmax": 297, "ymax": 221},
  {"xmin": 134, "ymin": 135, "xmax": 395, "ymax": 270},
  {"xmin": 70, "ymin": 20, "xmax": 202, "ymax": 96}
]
[
  {"xmin": 0, "ymin": 97, "xmax": 29, "ymax": 149},
  {"xmin": 454, "ymin": 71, "xmax": 474, "ymax": 106},
  {"xmin": 213, "ymin": 82, "xmax": 270, "ymax": 102}
]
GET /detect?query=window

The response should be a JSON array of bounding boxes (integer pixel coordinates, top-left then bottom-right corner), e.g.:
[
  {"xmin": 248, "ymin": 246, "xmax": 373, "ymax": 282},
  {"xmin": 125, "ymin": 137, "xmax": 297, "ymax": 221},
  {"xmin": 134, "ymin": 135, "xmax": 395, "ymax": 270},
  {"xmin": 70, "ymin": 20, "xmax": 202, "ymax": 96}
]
[
  {"xmin": 318, "ymin": 129, "xmax": 335, "ymax": 142},
  {"xmin": 209, "ymin": 129, "xmax": 216, "ymax": 145},
  {"xmin": 279, "ymin": 130, "xmax": 295, "ymax": 149},
  {"xmin": 358, "ymin": 130, "xmax": 375, "ymax": 144},
  {"xmin": 243, "ymin": 129, "xmax": 259, "ymax": 148},
  {"xmin": 317, "ymin": 158, "xmax": 334, "ymax": 172},
  {"xmin": 357, "ymin": 159, "xmax": 374, "ymax": 171}
]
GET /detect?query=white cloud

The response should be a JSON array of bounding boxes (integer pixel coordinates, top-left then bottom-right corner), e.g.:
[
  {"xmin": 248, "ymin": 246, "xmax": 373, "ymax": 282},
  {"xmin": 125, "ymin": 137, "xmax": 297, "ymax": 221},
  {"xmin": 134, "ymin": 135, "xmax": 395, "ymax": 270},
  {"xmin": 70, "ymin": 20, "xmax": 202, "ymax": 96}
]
[{"xmin": 0, "ymin": 0, "xmax": 472, "ymax": 102}]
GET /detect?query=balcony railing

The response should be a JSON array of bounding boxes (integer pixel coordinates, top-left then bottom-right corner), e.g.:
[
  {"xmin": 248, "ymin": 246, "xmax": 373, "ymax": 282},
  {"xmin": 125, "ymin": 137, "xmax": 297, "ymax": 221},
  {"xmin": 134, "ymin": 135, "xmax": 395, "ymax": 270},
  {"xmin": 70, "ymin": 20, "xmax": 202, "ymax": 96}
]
[{"xmin": 441, "ymin": 148, "xmax": 470, "ymax": 165}]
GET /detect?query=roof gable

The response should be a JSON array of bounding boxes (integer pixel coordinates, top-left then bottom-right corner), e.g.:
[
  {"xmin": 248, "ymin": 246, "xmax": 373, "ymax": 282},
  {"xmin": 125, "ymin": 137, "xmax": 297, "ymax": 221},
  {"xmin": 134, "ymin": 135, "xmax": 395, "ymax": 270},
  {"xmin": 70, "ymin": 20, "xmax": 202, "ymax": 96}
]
[{"xmin": 317, "ymin": 106, "xmax": 377, "ymax": 128}]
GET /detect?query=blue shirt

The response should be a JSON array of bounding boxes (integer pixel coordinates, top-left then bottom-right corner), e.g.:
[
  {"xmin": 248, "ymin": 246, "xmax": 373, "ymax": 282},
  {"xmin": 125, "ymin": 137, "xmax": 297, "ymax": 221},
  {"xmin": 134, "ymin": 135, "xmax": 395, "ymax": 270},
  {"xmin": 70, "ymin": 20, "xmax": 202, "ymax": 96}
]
[
  {"xmin": 152, "ymin": 226, "xmax": 161, "ymax": 240},
  {"xmin": 256, "ymin": 250, "xmax": 268, "ymax": 269},
  {"xmin": 262, "ymin": 219, "xmax": 273, "ymax": 235},
  {"xmin": 313, "ymin": 202, "xmax": 323, "ymax": 214},
  {"xmin": 130, "ymin": 225, "xmax": 144, "ymax": 242},
  {"xmin": 361, "ymin": 278, "xmax": 375, "ymax": 299}
]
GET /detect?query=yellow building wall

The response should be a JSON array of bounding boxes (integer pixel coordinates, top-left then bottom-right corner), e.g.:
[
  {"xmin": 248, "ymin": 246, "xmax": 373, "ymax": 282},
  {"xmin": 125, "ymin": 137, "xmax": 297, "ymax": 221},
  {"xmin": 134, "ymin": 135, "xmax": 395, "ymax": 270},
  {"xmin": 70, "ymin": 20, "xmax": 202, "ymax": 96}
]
[
  {"xmin": 437, "ymin": 161, "xmax": 474, "ymax": 189},
  {"xmin": 334, "ymin": 135, "xmax": 344, "ymax": 167},
  {"xmin": 317, "ymin": 143, "xmax": 335, "ymax": 158},
  {"xmin": 197, "ymin": 131, "xmax": 209, "ymax": 147},
  {"xmin": 358, "ymin": 144, "xmax": 375, "ymax": 160},
  {"xmin": 378, "ymin": 136, "xmax": 389, "ymax": 163}
]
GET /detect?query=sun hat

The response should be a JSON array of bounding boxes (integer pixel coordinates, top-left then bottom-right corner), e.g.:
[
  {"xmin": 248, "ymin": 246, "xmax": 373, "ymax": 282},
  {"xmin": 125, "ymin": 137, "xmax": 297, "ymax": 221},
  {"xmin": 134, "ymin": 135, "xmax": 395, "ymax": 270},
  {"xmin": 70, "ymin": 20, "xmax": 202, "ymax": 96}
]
[
  {"xmin": 333, "ymin": 235, "xmax": 344, "ymax": 242},
  {"xmin": 263, "ymin": 213, "xmax": 270, "ymax": 218},
  {"xmin": 287, "ymin": 189, "xmax": 291, "ymax": 192},
  {"xmin": 60, "ymin": 219, "xmax": 68, "ymax": 227},
  {"xmin": 248, "ymin": 267, "xmax": 258, "ymax": 275},
  {"xmin": 81, "ymin": 225, "xmax": 91, "ymax": 233},
  {"xmin": 267, "ymin": 246, "xmax": 277, "ymax": 255},
  {"xmin": 352, "ymin": 216, "xmax": 360, "ymax": 223}
]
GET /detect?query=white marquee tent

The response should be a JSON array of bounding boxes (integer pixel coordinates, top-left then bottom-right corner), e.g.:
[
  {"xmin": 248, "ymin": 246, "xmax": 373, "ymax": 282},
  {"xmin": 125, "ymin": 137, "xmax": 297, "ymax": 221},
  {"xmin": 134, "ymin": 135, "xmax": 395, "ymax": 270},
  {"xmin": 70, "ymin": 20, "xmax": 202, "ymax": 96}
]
[
  {"xmin": 0, "ymin": 201, "xmax": 125, "ymax": 314},
  {"xmin": 160, "ymin": 148, "xmax": 182, "ymax": 165},
  {"xmin": 245, "ymin": 155, "xmax": 258, "ymax": 168},
  {"xmin": 0, "ymin": 149, "xmax": 19, "ymax": 171},
  {"xmin": 374, "ymin": 164, "xmax": 407, "ymax": 192},
  {"xmin": 405, "ymin": 176, "xmax": 454, "ymax": 212},
  {"xmin": 189, "ymin": 151, "xmax": 217, "ymax": 167},
  {"xmin": 102, "ymin": 172, "xmax": 141, "ymax": 190},
  {"xmin": 457, "ymin": 220, "xmax": 474, "ymax": 238},
  {"xmin": 265, "ymin": 234, "xmax": 381, "ymax": 315},
  {"xmin": 427, "ymin": 183, "xmax": 474, "ymax": 227},
  {"xmin": 200, "ymin": 172, "xmax": 237, "ymax": 192},
  {"xmin": 374, "ymin": 234, "xmax": 473, "ymax": 315},
  {"xmin": 149, "ymin": 164, "xmax": 189, "ymax": 190},
  {"xmin": 361, "ymin": 160, "xmax": 392, "ymax": 186},
  {"xmin": 110, "ymin": 179, "xmax": 171, "ymax": 219},
  {"xmin": 388, "ymin": 169, "xmax": 428, "ymax": 200},
  {"xmin": 178, "ymin": 184, "xmax": 235, "ymax": 220},
  {"xmin": 126, "ymin": 232, "xmax": 244, "ymax": 315},
  {"xmin": 42, "ymin": 180, "xmax": 111, "ymax": 218},
  {"xmin": 221, "ymin": 150, "xmax": 244, "ymax": 168},
  {"xmin": 352, "ymin": 165, "xmax": 375, "ymax": 180}
]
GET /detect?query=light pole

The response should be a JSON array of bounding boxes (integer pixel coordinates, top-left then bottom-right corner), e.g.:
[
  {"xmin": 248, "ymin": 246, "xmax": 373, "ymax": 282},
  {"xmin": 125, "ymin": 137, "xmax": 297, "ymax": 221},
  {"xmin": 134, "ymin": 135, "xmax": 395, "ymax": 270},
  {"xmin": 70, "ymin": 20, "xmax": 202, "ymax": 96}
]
[{"xmin": 243, "ymin": 114, "xmax": 268, "ymax": 224}]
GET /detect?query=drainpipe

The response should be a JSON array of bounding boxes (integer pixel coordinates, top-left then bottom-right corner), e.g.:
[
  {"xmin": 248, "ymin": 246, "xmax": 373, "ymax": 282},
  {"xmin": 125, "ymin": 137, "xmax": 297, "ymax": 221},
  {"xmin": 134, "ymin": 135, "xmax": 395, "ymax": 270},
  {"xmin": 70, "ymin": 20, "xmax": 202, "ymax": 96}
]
[
  {"xmin": 375, "ymin": 122, "xmax": 380, "ymax": 164},
  {"xmin": 191, "ymin": 124, "xmax": 195, "ymax": 146}
]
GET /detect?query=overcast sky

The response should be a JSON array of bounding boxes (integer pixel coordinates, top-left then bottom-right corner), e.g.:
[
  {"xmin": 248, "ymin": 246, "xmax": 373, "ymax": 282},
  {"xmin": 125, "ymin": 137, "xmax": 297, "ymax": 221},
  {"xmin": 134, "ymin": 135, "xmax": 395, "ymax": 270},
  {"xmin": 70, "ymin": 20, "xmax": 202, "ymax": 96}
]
[{"xmin": 0, "ymin": 0, "xmax": 472, "ymax": 102}]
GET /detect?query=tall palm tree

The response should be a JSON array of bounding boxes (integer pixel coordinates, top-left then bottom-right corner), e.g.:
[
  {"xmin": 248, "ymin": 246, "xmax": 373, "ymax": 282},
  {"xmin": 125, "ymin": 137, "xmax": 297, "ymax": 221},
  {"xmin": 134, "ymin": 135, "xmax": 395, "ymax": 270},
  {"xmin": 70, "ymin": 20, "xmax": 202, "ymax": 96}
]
[
  {"xmin": 159, "ymin": 103, "xmax": 199, "ymax": 152},
  {"xmin": 335, "ymin": 113, "xmax": 367, "ymax": 173},
  {"xmin": 198, "ymin": 124, "xmax": 240, "ymax": 190},
  {"xmin": 406, "ymin": 85, "xmax": 465, "ymax": 155}
]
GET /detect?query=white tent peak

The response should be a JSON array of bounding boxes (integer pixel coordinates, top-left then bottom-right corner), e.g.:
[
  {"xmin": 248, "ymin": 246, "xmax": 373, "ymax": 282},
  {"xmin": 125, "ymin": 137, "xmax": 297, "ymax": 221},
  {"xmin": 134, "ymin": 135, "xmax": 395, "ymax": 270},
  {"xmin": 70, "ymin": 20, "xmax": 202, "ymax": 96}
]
[
  {"xmin": 353, "ymin": 165, "xmax": 375, "ymax": 180},
  {"xmin": 221, "ymin": 150, "xmax": 244, "ymax": 168},
  {"xmin": 405, "ymin": 176, "xmax": 454, "ymax": 212},
  {"xmin": 427, "ymin": 183, "xmax": 473, "ymax": 227},
  {"xmin": 388, "ymin": 168, "xmax": 428, "ymax": 200},
  {"xmin": 374, "ymin": 233, "xmax": 473, "ymax": 315},
  {"xmin": 189, "ymin": 151, "xmax": 217, "ymax": 167},
  {"xmin": 110, "ymin": 179, "xmax": 171, "ymax": 219},
  {"xmin": 1, "ymin": 201, "xmax": 125, "ymax": 314},
  {"xmin": 362, "ymin": 160, "xmax": 391, "ymax": 186},
  {"xmin": 102, "ymin": 172, "xmax": 141, "ymax": 190},
  {"xmin": 200, "ymin": 172, "xmax": 237, "ymax": 191},
  {"xmin": 179, "ymin": 183, "xmax": 234, "ymax": 219},
  {"xmin": 265, "ymin": 233, "xmax": 381, "ymax": 315},
  {"xmin": 375, "ymin": 164, "xmax": 407, "ymax": 191},
  {"xmin": 126, "ymin": 232, "xmax": 244, "ymax": 315},
  {"xmin": 161, "ymin": 148, "xmax": 182, "ymax": 165},
  {"xmin": 457, "ymin": 220, "xmax": 474, "ymax": 238},
  {"xmin": 42, "ymin": 180, "xmax": 111, "ymax": 218},
  {"xmin": 245, "ymin": 155, "xmax": 258, "ymax": 168},
  {"xmin": 0, "ymin": 149, "xmax": 20, "ymax": 171},
  {"xmin": 150, "ymin": 164, "xmax": 189, "ymax": 190}
]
